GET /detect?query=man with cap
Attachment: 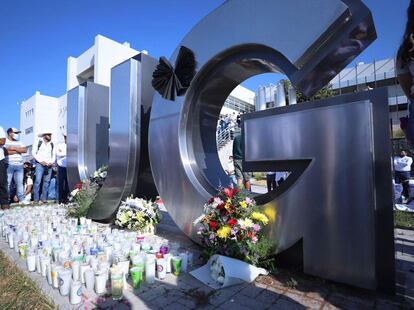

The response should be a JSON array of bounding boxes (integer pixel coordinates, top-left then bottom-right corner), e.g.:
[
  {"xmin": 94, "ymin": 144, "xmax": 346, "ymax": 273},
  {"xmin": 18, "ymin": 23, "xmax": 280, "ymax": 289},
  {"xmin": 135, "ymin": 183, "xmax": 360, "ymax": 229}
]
[
  {"xmin": 32, "ymin": 131, "xmax": 55, "ymax": 203},
  {"xmin": 5, "ymin": 128, "xmax": 28, "ymax": 204},
  {"xmin": 0, "ymin": 126, "xmax": 9, "ymax": 209}
]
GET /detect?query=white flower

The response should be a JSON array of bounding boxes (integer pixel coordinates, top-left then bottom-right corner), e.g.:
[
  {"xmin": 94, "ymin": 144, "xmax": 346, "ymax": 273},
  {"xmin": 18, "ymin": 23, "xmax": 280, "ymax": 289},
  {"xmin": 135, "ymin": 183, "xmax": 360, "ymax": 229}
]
[{"xmin": 193, "ymin": 214, "xmax": 204, "ymax": 225}]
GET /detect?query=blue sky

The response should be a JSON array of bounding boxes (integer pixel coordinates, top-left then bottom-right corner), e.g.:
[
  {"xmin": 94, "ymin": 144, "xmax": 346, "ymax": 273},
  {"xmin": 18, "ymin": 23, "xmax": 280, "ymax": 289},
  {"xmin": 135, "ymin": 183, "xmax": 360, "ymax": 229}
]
[{"xmin": 0, "ymin": 0, "xmax": 409, "ymax": 131}]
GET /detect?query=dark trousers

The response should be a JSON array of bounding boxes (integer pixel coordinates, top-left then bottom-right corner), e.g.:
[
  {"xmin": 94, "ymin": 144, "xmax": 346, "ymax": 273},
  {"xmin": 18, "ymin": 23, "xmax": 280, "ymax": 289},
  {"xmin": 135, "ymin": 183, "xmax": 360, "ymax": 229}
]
[
  {"xmin": 0, "ymin": 159, "xmax": 8, "ymax": 205},
  {"xmin": 395, "ymin": 171, "xmax": 411, "ymax": 198},
  {"xmin": 57, "ymin": 166, "xmax": 69, "ymax": 203},
  {"xmin": 266, "ymin": 173, "xmax": 277, "ymax": 192}
]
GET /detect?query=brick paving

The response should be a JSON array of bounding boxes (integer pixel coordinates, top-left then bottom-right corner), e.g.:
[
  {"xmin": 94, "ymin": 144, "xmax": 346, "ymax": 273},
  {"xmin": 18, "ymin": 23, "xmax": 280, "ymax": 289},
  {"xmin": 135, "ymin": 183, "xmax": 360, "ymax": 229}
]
[{"xmin": 1, "ymin": 209, "xmax": 414, "ymax": 309}]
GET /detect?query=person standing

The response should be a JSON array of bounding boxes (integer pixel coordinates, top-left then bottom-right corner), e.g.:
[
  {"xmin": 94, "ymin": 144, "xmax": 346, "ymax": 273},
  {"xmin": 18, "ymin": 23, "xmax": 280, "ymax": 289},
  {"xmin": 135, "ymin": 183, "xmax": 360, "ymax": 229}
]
[
  {"xmin": 0, "ymin": 126, "xmax": 9, "ymax": 209},
  {"xmin": 266, "ymin": 172, "xmax": 277, "ymax": 192},
  {"xmin": 5, "ymin": 128, "xmax": 28, "ymax": 204},
  {"xmin": 225, "ymin": 156, "xmax": 237, "ymax": 188},
  {"xmin": 56, "ymin": 134, "xmax": 69, "ymax": 203},
  {"xmin": 232, "ymin": 133, "xmax": 252, "ymax": 191},
  {"xmin": 394, "ymin": 150, "xmax": 413, "ymax": 200},
  {"xmin": 33, "ymin": 132, "xmax": 55, "ymax": 203}
]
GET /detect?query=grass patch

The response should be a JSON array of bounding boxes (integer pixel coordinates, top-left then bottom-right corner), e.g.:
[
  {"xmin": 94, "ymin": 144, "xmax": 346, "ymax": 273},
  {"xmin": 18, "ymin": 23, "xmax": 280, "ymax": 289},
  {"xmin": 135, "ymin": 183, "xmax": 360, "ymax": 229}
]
[
  {"xmin": 0, "ymin": 251, "xmax": 56, "ymax": 310},
  {"xmin": 395, "ymin": 210, "xmax": 414, "ymax": 230}
]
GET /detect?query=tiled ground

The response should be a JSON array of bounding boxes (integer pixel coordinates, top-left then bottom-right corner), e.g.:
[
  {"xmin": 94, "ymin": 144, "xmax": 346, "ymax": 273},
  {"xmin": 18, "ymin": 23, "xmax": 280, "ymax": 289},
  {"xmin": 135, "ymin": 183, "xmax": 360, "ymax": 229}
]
[{"xmin": 1, "ymin": 210, "xmax": 413, "ymax": 309}]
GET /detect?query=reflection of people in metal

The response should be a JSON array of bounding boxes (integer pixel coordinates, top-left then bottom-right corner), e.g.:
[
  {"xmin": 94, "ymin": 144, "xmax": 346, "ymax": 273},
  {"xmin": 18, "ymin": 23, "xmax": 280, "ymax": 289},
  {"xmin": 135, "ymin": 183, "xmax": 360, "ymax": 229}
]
[
  {"xmin": 266, "ymin": 172, "xmax": 276, "ymax": 192},
  {"xmin": 232, "ymin": 134, "xmax": 252, "ymax": 191},
  {"xmin": 394, "ymin": 149, "xmax": 412, "ymax": 200},
  {"xmin": 397, "ymin": 1, "xmax": 414, "ymax": 146},
  {"xmin": 225, "ymin": 156, "xmax": 237, "ymax": 188}
]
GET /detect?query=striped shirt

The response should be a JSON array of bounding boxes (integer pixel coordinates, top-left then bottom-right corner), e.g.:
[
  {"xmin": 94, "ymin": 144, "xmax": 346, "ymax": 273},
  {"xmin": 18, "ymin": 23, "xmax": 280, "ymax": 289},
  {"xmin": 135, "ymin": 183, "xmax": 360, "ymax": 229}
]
[{"xmin": 5, "ymin": 139, "xmax": 24, "ymax": 166}]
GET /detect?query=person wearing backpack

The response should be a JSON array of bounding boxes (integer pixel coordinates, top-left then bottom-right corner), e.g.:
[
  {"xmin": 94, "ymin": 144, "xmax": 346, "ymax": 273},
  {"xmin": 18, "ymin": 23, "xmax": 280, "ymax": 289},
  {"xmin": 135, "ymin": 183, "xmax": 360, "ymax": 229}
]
[{"xmin": 32, "ymin": 131, "xmax": 55, "ymax": 203}]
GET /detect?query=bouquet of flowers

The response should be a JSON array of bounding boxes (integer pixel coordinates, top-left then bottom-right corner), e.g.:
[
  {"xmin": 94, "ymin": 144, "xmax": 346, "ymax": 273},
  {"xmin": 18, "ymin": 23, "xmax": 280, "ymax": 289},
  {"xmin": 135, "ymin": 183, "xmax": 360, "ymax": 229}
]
[
  {"xmin": 115, "ymin": 197, "xmax": 162, "ymax": 232},
  {"xmin": 195, "ymin": 187, "xmax": 275, "ymax": 269},
  {"xmin": 91, "ymin": 165, "xmax": 108, "ymax": 187},
  {"xmin": 66, "ymin": 166, "xmax": 107, "ymax": 218},
  {"xmin": 66, "ymin": 179, "xmax": 99, "ymax": 218}
]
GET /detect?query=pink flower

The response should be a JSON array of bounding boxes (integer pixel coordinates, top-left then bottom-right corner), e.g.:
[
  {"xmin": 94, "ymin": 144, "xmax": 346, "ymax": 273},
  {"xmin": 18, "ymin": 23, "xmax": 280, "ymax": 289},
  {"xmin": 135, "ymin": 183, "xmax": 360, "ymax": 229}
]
[
  {"xmin": 252, "ymin": 224, "xmax": 261, "ymax": 232},
  {"xmin": 214, "ymin": 197, "xmax": 223, "ymax": 205},
  {"xmin": 245, "ymin": 197, "xmax": 252, "ymax": 205}
]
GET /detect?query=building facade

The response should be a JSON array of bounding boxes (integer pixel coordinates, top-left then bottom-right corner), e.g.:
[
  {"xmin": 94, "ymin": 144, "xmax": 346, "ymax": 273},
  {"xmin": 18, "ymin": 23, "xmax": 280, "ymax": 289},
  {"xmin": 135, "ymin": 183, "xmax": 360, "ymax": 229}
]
[
  {"xmin": 254, "ymin": 57, "xmax": 405, "ymax": 134},
  {"xmin": 20, "ymin": 35, "xmax": 140, "ymax": 153}
]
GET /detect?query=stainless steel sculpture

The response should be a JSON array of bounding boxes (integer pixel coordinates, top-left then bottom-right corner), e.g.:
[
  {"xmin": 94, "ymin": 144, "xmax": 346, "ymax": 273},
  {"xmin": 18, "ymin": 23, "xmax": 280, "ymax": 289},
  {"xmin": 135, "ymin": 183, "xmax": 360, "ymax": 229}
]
[
  {"xmin": 88, "ymin": 53, "xmax": 158, "ymax": 220},
  {"xmin": 67, "ymin": 82, "xmax": 109, "ymax": 190},
  {"xmin": 243, "ymin": 89, "xmax": 394, "ymax": 292},
  {"xmin": 149, "ymin": 0, "xmax": 394, "ymax": 292}
]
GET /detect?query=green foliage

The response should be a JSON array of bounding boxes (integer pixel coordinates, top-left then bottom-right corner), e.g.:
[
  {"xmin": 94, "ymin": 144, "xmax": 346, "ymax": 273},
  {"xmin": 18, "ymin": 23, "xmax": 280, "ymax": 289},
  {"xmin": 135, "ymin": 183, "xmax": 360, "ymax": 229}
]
[
  {"xmin": 281, "ymin": 79, "xmax": 337, "ymax": 103},
  {"xmin": 253, "ymin": 172, "xmax": 265, "ymax": 181},
  {"xmin": 66, "ymin": 180, "xmax": 99, "ymax": 218},
  {"xmin": 395, "ymin": 210, "xmax": 414, "ymax": 230}
]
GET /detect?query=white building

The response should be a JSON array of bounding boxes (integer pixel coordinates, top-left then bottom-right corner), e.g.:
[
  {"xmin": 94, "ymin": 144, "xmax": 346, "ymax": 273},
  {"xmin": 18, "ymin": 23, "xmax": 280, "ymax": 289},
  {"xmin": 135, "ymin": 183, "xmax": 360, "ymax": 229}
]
[
  {"xmin": 20, "ymin": 91, "xmax": 60, "ymax": 155},
  {"xmin": 20, "ymin": 35, "xmax": 140, "ymax": 153},
  {"xmin": 221, "ymin": 85, "xmax": 255, "ymax": 116}
]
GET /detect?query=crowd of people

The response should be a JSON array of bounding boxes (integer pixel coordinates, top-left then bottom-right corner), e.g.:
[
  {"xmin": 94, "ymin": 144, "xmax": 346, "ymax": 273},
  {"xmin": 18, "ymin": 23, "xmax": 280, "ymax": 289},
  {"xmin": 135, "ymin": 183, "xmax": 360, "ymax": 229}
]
[
  {"xmin": 217, "ymin": 112, "xmax": 241, "ymax": 136},
  {"xmin": 0, "ymin": 127, "xmax": 69, "ymax": 210}
]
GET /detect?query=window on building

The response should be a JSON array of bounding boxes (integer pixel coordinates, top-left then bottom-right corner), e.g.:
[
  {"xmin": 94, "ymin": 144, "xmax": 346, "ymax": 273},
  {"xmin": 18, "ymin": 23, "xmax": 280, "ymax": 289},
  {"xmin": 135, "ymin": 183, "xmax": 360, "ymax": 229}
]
[{"xmin": 25, "ymin": 127, "xmax": 33, "ymax": 135}]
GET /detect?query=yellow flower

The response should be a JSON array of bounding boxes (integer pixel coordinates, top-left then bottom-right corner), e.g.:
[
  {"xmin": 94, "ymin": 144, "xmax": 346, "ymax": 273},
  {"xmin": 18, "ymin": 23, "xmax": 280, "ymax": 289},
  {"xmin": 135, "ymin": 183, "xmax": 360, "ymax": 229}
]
[
  {"xmin": 251, "ymin": 212, "xmax": 269, "ymax": 225},
  {"xmin": 239, "ymin": 201, "xmax": 247, "ymax": 208},
  {"xmin": 217, "ymin": 225, "xmax": 231, "ymax": 239},
  {"xmin": 225, "ymin": 201, "xmax": 231, "ymax": 210}
]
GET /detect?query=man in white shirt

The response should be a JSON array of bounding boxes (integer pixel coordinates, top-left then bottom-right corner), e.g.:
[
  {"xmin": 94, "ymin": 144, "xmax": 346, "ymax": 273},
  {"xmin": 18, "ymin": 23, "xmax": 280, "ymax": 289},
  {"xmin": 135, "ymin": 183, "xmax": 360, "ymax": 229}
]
[
  {"xmin": 5, "ymin": 128, "xmax": 28, "ymax": 204},
  {"xmin": 0, "ymin": 126, "xmax": 9, "ymax": 209},
  {"xmin": 32, "ymin": 131, "xmax": 56, "ymax": 203},
  {"xmin": 394, "ymin": 149, "xmax": 413, "ymax": 199},
  {"xmin": 56, "ymin": 134, "xmax": 69, "ymax": 203}
]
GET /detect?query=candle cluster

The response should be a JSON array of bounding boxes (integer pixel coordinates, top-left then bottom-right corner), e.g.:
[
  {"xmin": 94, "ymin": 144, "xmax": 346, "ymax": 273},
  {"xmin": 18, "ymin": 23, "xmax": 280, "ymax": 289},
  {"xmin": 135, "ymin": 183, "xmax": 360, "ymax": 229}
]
[{"xmin": 0, "ymin": 205, "xmax": 193, "ymax": 304}]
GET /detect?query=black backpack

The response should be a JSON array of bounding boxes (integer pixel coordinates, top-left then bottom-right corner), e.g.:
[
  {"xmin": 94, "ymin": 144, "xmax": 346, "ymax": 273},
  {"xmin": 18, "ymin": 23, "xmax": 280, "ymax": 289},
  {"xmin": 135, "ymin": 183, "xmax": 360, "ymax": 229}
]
[{"xmin": 37, "ymin": 140, "xmax": 54, "ymax": 157}]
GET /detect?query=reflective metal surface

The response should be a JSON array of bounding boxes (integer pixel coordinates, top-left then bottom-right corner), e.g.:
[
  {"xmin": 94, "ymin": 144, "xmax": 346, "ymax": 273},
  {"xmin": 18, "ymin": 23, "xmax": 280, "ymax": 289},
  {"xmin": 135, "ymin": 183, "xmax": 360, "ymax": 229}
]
[
  {"xmin": 243, "ymin": 89, "xmax": 394, "ymax": 292},
  {"xmin": 67, "ymin": 82, "xmax": 109, "ymax": 190},
  {"xmin": 275, "ymin": 82, "xmax": 286, "ymax": 108},
  {"xmin": 88, "ymin": 54, "xmax": 158, "ymax": 220},
  {"xmin": 149, "ymin": 0, "xmax": 392, "ymax": 291}
]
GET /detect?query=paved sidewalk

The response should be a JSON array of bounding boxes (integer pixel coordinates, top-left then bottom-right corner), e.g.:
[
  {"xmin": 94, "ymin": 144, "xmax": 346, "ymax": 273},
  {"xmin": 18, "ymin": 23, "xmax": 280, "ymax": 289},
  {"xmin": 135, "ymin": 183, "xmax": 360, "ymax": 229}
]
[{"xmin": 1, "ymin": 210, "xmax": 414, "ymax": 309}]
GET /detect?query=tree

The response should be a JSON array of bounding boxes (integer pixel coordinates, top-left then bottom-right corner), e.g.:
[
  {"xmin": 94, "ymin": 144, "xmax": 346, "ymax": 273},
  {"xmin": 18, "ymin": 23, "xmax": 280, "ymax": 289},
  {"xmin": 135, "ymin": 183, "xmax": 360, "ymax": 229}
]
[{"xmin": 281, "ymin": 79, "xmax": 338, "ymax": 103}]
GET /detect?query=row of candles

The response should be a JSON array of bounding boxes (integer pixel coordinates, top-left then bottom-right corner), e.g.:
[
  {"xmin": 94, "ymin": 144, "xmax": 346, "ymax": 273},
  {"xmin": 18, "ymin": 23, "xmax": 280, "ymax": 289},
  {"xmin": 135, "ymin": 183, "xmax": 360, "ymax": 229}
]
[{"xmin": 0, "ymin": 206, "xmax": 192, "ymax": 304}]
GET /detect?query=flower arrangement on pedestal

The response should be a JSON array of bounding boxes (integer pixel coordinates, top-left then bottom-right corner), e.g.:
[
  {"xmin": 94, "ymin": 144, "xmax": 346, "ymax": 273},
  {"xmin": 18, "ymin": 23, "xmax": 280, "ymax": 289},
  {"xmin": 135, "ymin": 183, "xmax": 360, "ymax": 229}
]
[
  {"xmin": 115, "ymin": 197, "xmax": 162, "ymax": 234},
  {"xmin": 195, "ymin": 187, "xmax": 276, "ymax": 270},
  {"xmin": 66, "ymin": 166, "xmax": 108, "ymax": 218}
]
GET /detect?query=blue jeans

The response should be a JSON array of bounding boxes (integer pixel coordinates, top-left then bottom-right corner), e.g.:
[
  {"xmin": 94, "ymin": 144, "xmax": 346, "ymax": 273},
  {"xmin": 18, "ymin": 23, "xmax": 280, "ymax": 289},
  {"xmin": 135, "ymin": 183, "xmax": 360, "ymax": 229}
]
[
  {"xmin": 7, "ymin": 164, "xmax": 24, "ymax": 202},
  {"xmin": 48, "ymin": 177, "xmax": 56, "ymax": 200},
  {"xmin": 57, "ymin": 166, "xmax": 69, "ymax": 203},
  {"xmin": 34, "ymin": 162, "xmax": 52, "ymax": 202},
  {"xmin": 229, "ymin": 174, "xmax": 237, "ymax": 188}
]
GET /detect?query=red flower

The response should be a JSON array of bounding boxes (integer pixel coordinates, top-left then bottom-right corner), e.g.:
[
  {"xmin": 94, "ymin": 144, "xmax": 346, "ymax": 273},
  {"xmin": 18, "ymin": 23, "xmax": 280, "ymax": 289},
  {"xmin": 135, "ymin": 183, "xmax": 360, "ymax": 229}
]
[
  {"xmin": 208, "ymin": 197, "xmax": 214, "ymax": 204},
  {"xmin": 247, "ymin": 232, "xmax": 255, "ymax": 239},
  {"xmin": 74, "ymin": 182, "xmax": 82, "ymax": 190},
  {"xmin": 227, "ymin": 218, "xmax": 237, "ymax": 226},
  {"xmin": 209, "ymin": 221, "xmax": 218, "ymax": 231},
  {"xmin": 220, "ymin": 209, "xmax": 228, "ymax": 216},
  {"xmin": 222, "ymin": 187, "xmax": 239, "ymax": 199},
  {"xmin": 217, "ymin": 202, "xmax": 225, "ymax": 210}
]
